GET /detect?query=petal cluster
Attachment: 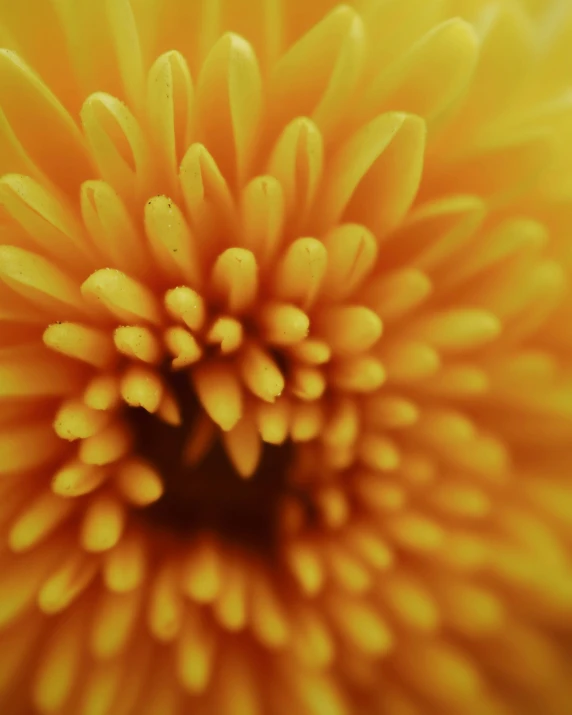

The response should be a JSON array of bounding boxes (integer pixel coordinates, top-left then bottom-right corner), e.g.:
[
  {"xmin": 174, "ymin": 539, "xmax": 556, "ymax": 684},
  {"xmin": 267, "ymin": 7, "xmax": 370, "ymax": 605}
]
[{"xmin": 0, "ymin": 1, "xmax": 572, "ymax": 715}]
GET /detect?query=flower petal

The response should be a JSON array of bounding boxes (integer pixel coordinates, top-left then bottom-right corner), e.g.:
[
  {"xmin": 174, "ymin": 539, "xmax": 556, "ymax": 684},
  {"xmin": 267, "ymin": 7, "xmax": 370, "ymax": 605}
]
[
  {"xmin": 146, "ymin": 50, "xmax": 195, "ymax": 195},
  {"xmin": 268, "ymin": 6, "xmax": 365, "ymax": 141},
  {"xmin": 0, "ymin": 50, "xmax": 91, "ymax": 192},
  {"xmin": 196, "ymin": 33, "xmax": 262, "ymax": 187},
  {"xmin": 313, "ymin": 112, "xmax": 425, "ymax": 237},
  {"xmin": 358, "ymin": 19, "xmax": 479, "ymax": 125}
]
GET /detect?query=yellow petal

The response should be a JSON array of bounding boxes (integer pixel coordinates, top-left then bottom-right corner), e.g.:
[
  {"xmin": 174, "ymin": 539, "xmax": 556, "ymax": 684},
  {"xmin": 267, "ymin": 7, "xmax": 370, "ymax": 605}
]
[
  {"xmin": 83, "ymin": 374, "xmax": 121, "ymax": 411},
  {"xmin": 51, "ymin": 461, "xmax": 109, "ymax": 497},
  {"xmin": 438, "ymin": 217, "xmax": 547, "ymax": 293},
  {"xmin": 0, "ymin": 245, "xmax": 87, "ymax": 319},
  {"xmin": 176, "ymin": 611, "xmax": 217, "ymax": 694},
  {"xmin": 250, "ymin": 570, "xmax": 290, "ymax": 648},
  {"xmin": 259, "ymin": 302, "xmax": 309, "ymax": 346},
  {"xmin": 81, "ymin": 268, "xmax": 162, "ymax": 324},
  {"xmin": 0, "ymin": 546, "xmax": 58, "ymax": 628},
  {"xmin": 240, "ymin": 175, "xmax": 285, "ymax": 265},
  {"xmin": 414, "ymin": 407, "xmax": 476, "ymax": 446},
  {"xmin": 316, "ymin": 487, "xmax": 350, "ymax": 530},
  {"xmin": 267, "ymin": 118, "xmax": 323, "ymax": 229},
  {"xmin": 181, "ymin": 538, "xmax": 222, "ymax": 604},
  {"xmin": 268, "ymin": 6, "xmax": 365, "ymax": 140},
  {"xmin": 322, "ymin": 398, "xmax": 359, "ymax": 446},
  {"xmin": 33, "ymin": 606, "xmax": 88, "ymax": 712},
  {"xmin": 320, "ymin": 223, "xmax": 377, "ymax": 300},
  {"xmin": 165, "ymin": 326, "xmax": 203, "ymax": 368},
  {"xmin": 472, "ymin": 259, "xmax": 566, "ymax": 330},
  {"xmin": 144, "ymin": 196, "xmax": 202, "ymax": 287},
  {"xmin": 359, "ymin": 19, "xmax": 479, "ymax": 123},
  {"xmin": 313, "ymin": 112, "xmax": 425, "ymax": 237},
  {"xmin": 81, "ymin": 494, "xmax": 126, "ymax": 552},
  {"xmin": 356, "ymin": 474, "xmax": 405, "ymax": 512},
  {"xmin": 79, "ymin": 421, "xmax": 132, "ymax": 465},
  {"xmin": 360, "ymin": 433, "xmax": 401, "ymax": 471},
  {"xmin": 115, "ymin": 459, "xmax": 164, "ymax": 506},
  {"xmin": 330, "ymin": 355, "xmax": 386, "ymax": 393},
  {"xmin": 381, "ymin": 573, "xmax": 440, "ymax": 633},
  {"xmin": 433, "ymin": 579, "xmax": 503, "ymax": 636},
  {"xmin": 120, "ymin": 365, "xmax": 163, "ymax": 413},
  {"xmin": 105, "ymin": 0, "xmax": 145, "ymax": 113},
  {"xmin": 344, "ymin": 523, "xmax": 394, "ymax": 571},
  {"xmin": 223, "ymin": 417, "xmax": 262, "ymax": 478},
  {"xmin": 453, "ymin": 2, "xmax": 535, "ymax": 140},
  {"xmin": 363, "ymin": 394, "xmax": 419, "ymax": 428},
  {"xmin": 211, "ymin": 247, "xmax": 258, "ymax": 314},
  {"xmin": 147, "ymin": 562, "xmax": 184, "ymax": 642},
  {"xmin": 114, "ymin": 325, "xmax": 162, "ymax": 364},
  {"xmin": 420, "ymin": 363, "xmax": 489, "ymax": 397},
  {"xmin": 9, "ymin": 490, "xmax": 73, "ymax": 552},
  {"xmin": 383, "ymin": 195, "xmax": 485, "ymax": 272},
  {"xmin": 0, "ymin": 49, "xmax": 91, "ymax": 192},
  {"xmin": 50, "ymin": 0, "xmax": 119, "ymax": 100},
  {"xmin": 0, "ymin": 100, "xmax": 46, "ymax": 184},
  {"xmin": 44, "ymin": 322, "xmax": 115, "ymax": 368},
  {"xmin": 290, "ymin": 604, "xmax": 334, "ymax": 668},
  {"xmin": 273, "ymin": 237, "xmax": 327, "ymax": 308},
  {"xmin": 290, "ymin": 365, "xmax": 326, "ymax": 401},
  {"xmin": 239, "ymin": 343, "xmax": 284, "ymax": 402},
  {"xmin": 314, "ymin": 305, "xmax": 382, "ymax": 356},
  {"xmin": 78, "ymin": 657, "xmax": 124, "ymax": 715},
  {"xmin": 289, "ymin": 339, "xmax": 331, "ymax": 365},
  {"xmin": 285, "ymin": 540, "xmax": 324, "ymax": 595},
  {"xmin": 256, "ymin": 398, "xmax": 290, "ymax": 445},
  {"xmin": 102, "ymin": 530, "xmax": 146, "ymax": 592},
  {"xmin": 0, "ymin": 174, "xmax": 98, "ymax": 271},
  {"xmin": 81, "ymin": 92, "xmax": 152, "ymax": 206},
  {"xmin": 365, "ymin": 268, "xmax": 432, "ymax": 322},
  {"xmin": 326, "ymin": 595, "xmax": 393, "ymax": 656},
  {"xmin": 193, "ymin": 361, "xmax": 243, "ymax": 431},
  {"xmin": 324, "ymin": 539, "xmax": 372, "ymax": 594},
  {"xmin": 146, "ymin": 51, "xmax": 194, "ymax": 196},
  {"xmin": 54, "ymin": 398, "xmax": 110, "ymax": 440},
  {"xmin": 282, "ymin": 668, "xmax": 347, "ymax": 715},
  {"xmin": 90, "ymin": 587, "xmax": 141, "ymax": 659},
  {"xmin": 197, "ymin": 33, "xmax": 262, "ymax": 187},
  {"xmin": 290, "ymin": 402, "xmax": 324, "ymax": 442},
  {"xmin": 408, "ymin": 309, "xmax": 501, "ymax": 351},
  {"xmin": 157, "ymin": 390, "xmax": 182, "ymax": 427},
  {"xmin": 80, "ymin": 180, "xmax": 150, "ymax": 277},
  {"xmin": 381, "ymin": 339, "xmax": 441, "ymax": 382},
  {"xmin": 164, "ymin": 285, "xmax": 206, "ymax": 331},
  {"xmin": 206, "ymin": 316, "xmax": 243, "ymax": 354},
  {"xmin": 387, "ymin": 512, "xmax": 445, "ymax": 552},
  {"xmin": 38, "ymin": 550, "xmax": 97, "ymax": 614},
  {"xmin": 179, "ymin": 143, "xmax": 236, "ymax": 257},
  {"xmin": 393, "ymin": 640, "xmax": 482, "ymax": 704}
]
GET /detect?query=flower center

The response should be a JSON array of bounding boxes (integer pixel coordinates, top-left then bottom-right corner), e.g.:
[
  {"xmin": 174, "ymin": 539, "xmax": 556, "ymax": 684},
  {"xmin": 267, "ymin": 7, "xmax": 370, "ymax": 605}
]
[{"xmin": 127, "ymin": 365, "xmax": 298, "ymax": 554}]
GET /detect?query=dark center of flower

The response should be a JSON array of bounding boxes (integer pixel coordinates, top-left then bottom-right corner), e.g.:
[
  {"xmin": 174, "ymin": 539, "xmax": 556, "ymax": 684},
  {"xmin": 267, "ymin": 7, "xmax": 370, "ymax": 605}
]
[{"xmin": 127, "ymin": 366, "xmax": 298, "ymax": 555}]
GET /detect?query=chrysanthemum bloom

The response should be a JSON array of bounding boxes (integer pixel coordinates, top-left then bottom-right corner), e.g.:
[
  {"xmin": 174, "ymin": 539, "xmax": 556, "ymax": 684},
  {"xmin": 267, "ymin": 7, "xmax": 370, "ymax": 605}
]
[{"xmin": 1, "ymin": 0, "xmax": 572, "ymax": 713}]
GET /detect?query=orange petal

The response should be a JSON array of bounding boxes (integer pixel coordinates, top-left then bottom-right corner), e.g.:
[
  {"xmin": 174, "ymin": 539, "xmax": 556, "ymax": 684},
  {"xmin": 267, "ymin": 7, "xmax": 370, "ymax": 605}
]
[
  {"xmin": 211, "ymin": 247, "xmax": 258, "ymax": 315},
  {"xmin": 193, "ymin": 361, "xmax": 243, "ymax": 431}
]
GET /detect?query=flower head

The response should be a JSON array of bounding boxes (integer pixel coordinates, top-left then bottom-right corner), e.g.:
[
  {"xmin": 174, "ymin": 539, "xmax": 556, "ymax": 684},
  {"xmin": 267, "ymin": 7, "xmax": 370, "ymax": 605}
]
[{"xmin": 1, "ymin": 1, "xmax": 572, "ymax": 714}]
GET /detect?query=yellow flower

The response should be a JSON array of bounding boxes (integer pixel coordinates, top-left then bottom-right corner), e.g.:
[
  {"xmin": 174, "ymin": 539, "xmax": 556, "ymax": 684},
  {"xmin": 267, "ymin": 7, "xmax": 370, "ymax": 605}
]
[{"xmin": 1, "ymin": 0, "xmax": 572, "ymax": 713}]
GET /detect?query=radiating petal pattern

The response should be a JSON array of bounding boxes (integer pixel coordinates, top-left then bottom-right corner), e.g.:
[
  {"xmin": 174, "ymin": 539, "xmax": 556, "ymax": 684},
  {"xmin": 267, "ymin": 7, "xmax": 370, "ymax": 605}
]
[{"xmin": 0, "ymin": 1, "xmax": 572, "ymax": 715}]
